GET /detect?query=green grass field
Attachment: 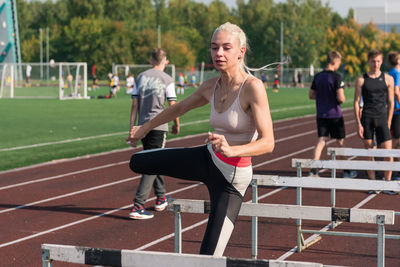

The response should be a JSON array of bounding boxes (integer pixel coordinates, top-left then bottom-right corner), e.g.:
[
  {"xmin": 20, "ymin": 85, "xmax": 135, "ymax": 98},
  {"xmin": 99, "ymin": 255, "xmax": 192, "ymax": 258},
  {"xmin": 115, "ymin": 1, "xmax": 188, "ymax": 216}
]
[{"xmin": 0, "ymin": 86, "xmax": 355, "ymax": 171}]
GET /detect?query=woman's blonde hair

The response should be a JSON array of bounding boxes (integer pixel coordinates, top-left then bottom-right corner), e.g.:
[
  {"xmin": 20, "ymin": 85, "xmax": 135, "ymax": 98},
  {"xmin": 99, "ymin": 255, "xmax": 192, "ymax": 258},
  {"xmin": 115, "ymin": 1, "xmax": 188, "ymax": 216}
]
[
  {"xmin": 212, "ymin": 22, "xmax": 286, "ymax": 74},
  {"xmin": 212, "ymin": 22, "xmax": 249, "ymax": 71}
]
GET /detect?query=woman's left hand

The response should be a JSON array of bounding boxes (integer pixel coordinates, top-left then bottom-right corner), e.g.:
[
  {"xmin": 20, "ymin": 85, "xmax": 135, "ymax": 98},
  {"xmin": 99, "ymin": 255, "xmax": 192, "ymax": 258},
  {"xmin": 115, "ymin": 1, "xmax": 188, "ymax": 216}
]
[{"xmin": 206, "ymin": 132, "xmax": 234, "ymax": 157}]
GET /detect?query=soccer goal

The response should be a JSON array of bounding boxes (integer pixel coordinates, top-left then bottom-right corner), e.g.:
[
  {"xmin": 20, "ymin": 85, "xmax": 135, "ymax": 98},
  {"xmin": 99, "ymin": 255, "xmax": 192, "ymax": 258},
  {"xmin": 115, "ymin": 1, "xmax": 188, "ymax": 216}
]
[
  {"xmin": 0, "ymin": 62, "xmax": 88, "ymax": 100},
  {"xmin": 113, "ymin": 64, "xmax": 176, "ymax": 86}
]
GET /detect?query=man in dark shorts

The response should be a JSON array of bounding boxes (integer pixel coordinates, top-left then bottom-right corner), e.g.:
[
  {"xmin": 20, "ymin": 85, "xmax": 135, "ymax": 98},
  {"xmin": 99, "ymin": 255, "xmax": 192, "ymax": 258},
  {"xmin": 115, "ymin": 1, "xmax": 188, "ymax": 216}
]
[
  {"xmin": 309, "ymin": 50, "xmax": 356, "ymax": 178},
  {"xmin": 354, "ymin": 49, "xmax": 394, "ymax": 184}
]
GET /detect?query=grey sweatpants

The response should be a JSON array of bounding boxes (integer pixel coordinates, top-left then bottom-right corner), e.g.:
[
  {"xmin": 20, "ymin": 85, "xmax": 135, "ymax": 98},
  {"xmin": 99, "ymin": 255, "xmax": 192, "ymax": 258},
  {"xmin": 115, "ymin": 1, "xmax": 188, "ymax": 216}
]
[{"xmin": 133, "ymin": 130, "xmax": 167, "ymax": 207}]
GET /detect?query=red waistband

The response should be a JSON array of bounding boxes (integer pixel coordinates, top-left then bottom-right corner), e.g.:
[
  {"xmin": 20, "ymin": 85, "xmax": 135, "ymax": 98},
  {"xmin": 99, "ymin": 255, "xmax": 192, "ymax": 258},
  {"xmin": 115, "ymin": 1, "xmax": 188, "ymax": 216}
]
[{"xmin": 214, "ymin": 151, "xmax": 252, "ymax": 167}]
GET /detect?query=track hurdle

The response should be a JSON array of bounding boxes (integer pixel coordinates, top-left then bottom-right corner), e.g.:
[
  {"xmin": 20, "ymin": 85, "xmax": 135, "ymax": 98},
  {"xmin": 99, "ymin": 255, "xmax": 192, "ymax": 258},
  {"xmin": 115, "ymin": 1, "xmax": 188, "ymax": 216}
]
[
  {"xmin": 41, "ymin": 243, "xmax": 325, "ymax": 267},
  {"xmin": 327, "ymin": 147, "xmax": 400, "ymax": 159},
  {"xmin": 168, "ymin": 199, "xmax": 394, "ymax": 267},
  {"xmin": 291, "ymin": 158, "xmax": 400, "ymax": 247},
  {"xmin": 293, "ymin": 158, "xmax": 400, "ymax": 211}
]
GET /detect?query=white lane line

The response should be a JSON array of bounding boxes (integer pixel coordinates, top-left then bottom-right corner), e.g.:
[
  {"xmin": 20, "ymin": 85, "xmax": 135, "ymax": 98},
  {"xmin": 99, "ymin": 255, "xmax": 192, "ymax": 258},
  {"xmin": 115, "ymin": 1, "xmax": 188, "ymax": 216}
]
[
  {"xmin": 0, "ymin": 161, "xmax": 129, "ymax": 191},
  {"xmin": 273, "ymin": 110, "xmax": 354, "ymax": 132},
  {"xmin": 0, "ymin": 175, "xmax": 140, "ymax": 214},
  {"xmin": 0, "ymin": 105, "xmax": 352, "ymax": 153},
  {"xmin": 0, "ymin": 120, "xmax": 210, "ymax": 152},
  {"xmin": 253, "ymin": 131, "xmax": 358, "ymax": 169},
  {"xmin": 270, "ymin": 104, "xmax": 314, "ymax": 113},
  {"xmin": 0, "ymin": 133, "xmax": 207, "ymax": 176},
  {"xmin": 0, "ymin": 132, "xmax": 128, "ymax": 152},
  {"xmin": 0, "ymin": 183, "xmax": 201, "ymax": 249}
]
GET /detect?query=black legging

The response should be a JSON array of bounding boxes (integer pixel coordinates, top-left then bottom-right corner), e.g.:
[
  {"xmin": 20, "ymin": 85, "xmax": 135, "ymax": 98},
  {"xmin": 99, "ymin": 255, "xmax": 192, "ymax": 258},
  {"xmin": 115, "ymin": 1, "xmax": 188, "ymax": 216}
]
[{"xmin": 129, "ymin": 144, "xmax": 245, "ymax": 255}]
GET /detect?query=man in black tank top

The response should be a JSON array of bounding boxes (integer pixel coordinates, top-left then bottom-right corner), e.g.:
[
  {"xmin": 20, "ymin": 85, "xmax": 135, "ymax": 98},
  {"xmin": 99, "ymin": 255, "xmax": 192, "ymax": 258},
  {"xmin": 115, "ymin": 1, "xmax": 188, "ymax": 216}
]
[{"xmin": 354, "ymin": 49, "xmax": 394, "ymax": 182}]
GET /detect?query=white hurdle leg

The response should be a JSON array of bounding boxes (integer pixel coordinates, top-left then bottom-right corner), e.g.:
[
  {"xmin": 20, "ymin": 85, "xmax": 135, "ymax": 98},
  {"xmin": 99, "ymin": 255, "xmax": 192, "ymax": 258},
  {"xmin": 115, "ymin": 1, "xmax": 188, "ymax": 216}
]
[
  {"xmin": 296, "ymin": 162, "xmax": 304, "ymax": 252},
  {"xmin": 377, "ymin": 215, "xmax": 385, "ymax": 267},
  {"xmin": 41, "ymin": 248, "xmax": 52, "ymax": 267},
  {"xmin": 251, "ymin": 179, "xmax": 258, "ymax": 259},
  {"xmin": 174, "ymin": 204, "xmax": 182, "ymax": 253},
  {"xmin": 330, "ymin": 150, "xmax": 337, "ymax": 229}
]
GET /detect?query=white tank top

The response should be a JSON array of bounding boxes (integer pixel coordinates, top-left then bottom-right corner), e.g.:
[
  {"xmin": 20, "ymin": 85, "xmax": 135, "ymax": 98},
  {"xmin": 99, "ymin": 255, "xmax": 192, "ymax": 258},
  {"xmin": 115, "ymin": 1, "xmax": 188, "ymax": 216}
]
[{"xmin": 209, "ymin": 76, "xmax": 258, "ymax": 144}]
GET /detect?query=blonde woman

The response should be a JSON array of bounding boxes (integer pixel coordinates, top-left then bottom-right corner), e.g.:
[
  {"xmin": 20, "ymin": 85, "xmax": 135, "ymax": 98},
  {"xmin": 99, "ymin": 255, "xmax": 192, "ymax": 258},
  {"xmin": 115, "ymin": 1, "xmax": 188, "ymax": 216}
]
[{"xmin": 127, "ymin": 22, "xmax": 275, "ymax": 256}]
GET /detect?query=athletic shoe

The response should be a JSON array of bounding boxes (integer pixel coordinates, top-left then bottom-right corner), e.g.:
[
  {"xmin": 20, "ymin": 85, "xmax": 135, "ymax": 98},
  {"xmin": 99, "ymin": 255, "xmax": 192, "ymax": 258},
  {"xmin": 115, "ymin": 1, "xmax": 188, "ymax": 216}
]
[
  {"xmin": 308, "ymin": 168, "xmax": 319, "ymax": 177},
  {"xmin": 129, "ymin": 205, "xmax": 154, "ymax": 220},
  {"xmin": 155, "ymin": 195, "xmax": 169, "ymax": 211},
  {"xmin": 383, "ymin": 190, "xmax": 399, "ymax": 195},
  {"xmin": 343, "ymin": 170, "xmax": 357, "ymax": 178},
  {"xmin": 367, "ymin": 190, "xmax": 381, "ymax": 194}
]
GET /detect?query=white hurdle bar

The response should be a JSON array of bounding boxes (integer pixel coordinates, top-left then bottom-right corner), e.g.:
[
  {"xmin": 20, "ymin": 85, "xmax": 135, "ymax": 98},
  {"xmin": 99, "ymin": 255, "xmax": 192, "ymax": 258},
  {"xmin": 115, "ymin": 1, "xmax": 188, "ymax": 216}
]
[
  {"xmin": 41, "ymin": 243, "xmax": 325, "ymax": 267},
  {"xmin": 168, "ymin": 199, "xmax": 394, "ymax": 267},
  {"xmin": 287, "ymin": 158, "xmax": 400, "ymax": 267},
  {"xmin": 291, "ymin": 158, "xmax": 400, "ymax": 214},
  {"xmin": 326, "ymin": 147, "xmax": 400, "ymax": 216},
  {"xmin": 327, "ymin": 147, "xmax": 400, "ymax": 158}
]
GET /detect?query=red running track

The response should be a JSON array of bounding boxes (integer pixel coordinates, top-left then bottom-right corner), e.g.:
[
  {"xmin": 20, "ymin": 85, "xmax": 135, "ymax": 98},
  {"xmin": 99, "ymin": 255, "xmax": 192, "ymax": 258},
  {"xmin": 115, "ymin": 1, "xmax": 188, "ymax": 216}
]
[{"xmin": 0, "ymin": 109, "xmax": 399, "ymax": 267}]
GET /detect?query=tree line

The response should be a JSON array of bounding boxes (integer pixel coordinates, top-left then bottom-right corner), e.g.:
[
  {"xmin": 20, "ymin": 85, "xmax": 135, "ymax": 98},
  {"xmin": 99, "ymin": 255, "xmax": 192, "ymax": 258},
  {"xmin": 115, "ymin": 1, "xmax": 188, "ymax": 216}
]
[{"xmin": 17, "ymin": 0, "xmax": 400, "ymax": 80}]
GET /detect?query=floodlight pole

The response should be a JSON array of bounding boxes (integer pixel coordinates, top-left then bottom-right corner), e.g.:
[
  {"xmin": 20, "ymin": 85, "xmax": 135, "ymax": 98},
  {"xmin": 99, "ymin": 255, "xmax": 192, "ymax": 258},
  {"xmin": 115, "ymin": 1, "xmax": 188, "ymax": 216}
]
[
  {"xmin": 39, "ymin": 28, "xmax": 43, "ymax": 81},
  {"xmin": 157, "ymin": 24, "xmax": 161, "ymax": 48},
  {"xmin": 280, "ymin": 22, "xmax": 284, "ymax": 86},
  {"xmin": 46, "ymin": 27, "xmax": 49, "ymax": 85}
]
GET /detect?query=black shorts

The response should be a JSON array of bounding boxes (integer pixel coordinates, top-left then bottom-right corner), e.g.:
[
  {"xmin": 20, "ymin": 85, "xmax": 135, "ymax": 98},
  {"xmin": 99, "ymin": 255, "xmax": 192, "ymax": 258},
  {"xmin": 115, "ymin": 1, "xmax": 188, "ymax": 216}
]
[
  {"xmin": 317, "ymin": 117, "xmax": 345, "ymax": 139},
  {"xmin": 361, "ymin": 114, "xmax": 391, "ymax": 144},
  {"xmin": 391, "ymin": 114, "xmax": 400, "ymax": 138}
]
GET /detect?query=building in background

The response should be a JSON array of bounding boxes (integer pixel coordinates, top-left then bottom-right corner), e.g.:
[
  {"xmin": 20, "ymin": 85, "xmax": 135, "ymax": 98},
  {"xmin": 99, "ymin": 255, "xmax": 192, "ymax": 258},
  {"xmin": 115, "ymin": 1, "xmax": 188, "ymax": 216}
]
[{"xmin": 354, "ymin": 2, "xmax": 400, "ymax": 33}]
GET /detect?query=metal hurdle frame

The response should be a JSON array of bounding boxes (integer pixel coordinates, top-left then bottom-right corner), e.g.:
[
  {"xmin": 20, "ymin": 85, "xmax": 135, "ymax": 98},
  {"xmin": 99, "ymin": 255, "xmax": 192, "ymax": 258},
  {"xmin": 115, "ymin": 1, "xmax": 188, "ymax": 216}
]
[
  {"xmin": 169, "ymin": 199, "xmax": 395, "ymax": 267},
  {"xmin": 279, "ymin": 157, "xmax": 400, "ymax": 267},
  {"xmin": 327, "ymin": 147, "xmax": 400, "ymax": 216},
  {"xmin": 251, "ymin": 174, "xmax": 400, "ymax": 267},
  {"xmin": 41, "ymin": 243, "xmax": 325, "ymax": 267}
]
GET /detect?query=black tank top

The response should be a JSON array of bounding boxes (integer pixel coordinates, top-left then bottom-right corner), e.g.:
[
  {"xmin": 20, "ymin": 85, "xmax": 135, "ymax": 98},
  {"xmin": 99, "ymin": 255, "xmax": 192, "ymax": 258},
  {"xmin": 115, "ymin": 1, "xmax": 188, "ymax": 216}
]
[{"xmin": 361, "ymin": 72, "xmax": 388, "ymax": 118}]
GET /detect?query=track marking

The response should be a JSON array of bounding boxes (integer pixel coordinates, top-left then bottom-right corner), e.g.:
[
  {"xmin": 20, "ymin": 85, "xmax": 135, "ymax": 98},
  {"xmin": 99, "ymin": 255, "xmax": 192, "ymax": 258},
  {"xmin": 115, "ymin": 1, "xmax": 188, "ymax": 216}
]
[
  {"xmin": 270, "ymin": 104, "xmax": 314, "ymax": 113},
  {"xmin": 0, "ymin": 175, "xmax": 140, "ymax": 214},
  {"xmin": 0, "ymin": 106, "xmax": 353, "ymax": 153},
  {"xmin": 0, "ymin": 183, "xmax": 201, "ymax": 249},
  {"xmin": 0, "ymin": 120, "xmax": 209, "ymax": 152},
  {"xmin": 0, "ymin": 161, "xmax": 129, "ymax": 191}
]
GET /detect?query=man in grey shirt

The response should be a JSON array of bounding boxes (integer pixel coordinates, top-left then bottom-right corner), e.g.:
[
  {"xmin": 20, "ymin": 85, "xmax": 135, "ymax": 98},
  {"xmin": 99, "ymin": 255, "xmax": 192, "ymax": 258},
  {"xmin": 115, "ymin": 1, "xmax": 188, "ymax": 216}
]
[{"xmin": 128, "ymin": 48, "xmax": 180, "ymax": 219}]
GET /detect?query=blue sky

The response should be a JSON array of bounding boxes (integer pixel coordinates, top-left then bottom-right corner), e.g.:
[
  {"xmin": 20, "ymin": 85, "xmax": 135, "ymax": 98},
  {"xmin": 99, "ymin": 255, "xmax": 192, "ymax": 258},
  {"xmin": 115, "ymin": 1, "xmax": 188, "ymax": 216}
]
[{"xmin": 198, "ymin": 0, "xmax": 397, "ymax": 17}]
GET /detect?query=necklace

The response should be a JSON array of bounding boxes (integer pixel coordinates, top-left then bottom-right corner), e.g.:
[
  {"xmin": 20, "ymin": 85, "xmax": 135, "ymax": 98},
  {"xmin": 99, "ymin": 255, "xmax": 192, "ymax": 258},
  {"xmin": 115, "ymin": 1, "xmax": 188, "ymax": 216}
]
[
  {"xmin": 220, "ymin": 90, "xmax": 228, "ymax": 103},
  {"xmin": 217, "ymin": 75, "xmax": 246, "ymax": 103},
  {"xmin": 216, "ymin": 81, "xmax": 228, "ymax": 103}
]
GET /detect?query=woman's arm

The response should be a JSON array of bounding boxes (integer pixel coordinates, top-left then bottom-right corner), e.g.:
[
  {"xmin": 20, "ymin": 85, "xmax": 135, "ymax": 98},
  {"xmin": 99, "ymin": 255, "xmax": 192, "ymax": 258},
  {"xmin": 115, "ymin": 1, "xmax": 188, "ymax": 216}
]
[{"xmin": 127, "ymin": 78, "xmax": 215, "ymax": 143}]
